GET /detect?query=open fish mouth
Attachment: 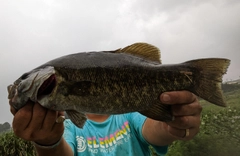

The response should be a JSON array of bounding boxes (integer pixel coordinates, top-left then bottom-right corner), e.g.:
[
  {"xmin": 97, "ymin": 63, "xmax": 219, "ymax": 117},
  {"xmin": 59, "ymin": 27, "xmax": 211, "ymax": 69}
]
[
  {"xmin": 37, "ymin": 74, "xmax": 56, "ymax": 100},
  {"xmin": 8, "ymin": 66, "xmax": 56, "ymax": 110}
]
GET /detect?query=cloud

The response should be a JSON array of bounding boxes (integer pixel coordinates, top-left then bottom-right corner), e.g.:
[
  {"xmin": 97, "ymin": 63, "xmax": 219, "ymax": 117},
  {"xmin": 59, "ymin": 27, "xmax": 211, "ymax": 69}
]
[{"xmin": 0, "ymin": 0, "xmax": 240, "ymax": 123}]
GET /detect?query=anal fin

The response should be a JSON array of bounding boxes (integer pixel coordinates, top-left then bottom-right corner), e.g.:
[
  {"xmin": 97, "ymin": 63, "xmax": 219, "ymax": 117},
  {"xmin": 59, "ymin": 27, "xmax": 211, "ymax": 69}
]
[{"xmin": 139, "ymin": 101, "xmax": 174, "ymax": 122}]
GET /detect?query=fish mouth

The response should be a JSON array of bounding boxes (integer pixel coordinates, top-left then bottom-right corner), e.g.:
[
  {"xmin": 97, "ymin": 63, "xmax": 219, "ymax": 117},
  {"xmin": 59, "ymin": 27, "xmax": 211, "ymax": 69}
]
[{"xmin": 37, "ymin": 74, "xmax": 56, "ymax": 99}]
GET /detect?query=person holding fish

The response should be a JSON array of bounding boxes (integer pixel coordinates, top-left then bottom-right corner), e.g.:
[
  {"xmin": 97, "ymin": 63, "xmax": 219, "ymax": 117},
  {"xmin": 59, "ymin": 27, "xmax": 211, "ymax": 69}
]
[
  {"xmin": 8, "ymin": 43, "xmax": 229, "ymax": 155},
  {"xmin": 10, "ymin": 91, "xmax": 202, "ymax": 156}
]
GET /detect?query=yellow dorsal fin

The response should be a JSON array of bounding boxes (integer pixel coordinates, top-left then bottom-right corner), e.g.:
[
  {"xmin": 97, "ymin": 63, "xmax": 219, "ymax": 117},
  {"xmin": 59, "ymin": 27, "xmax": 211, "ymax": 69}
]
[{"xmin": 116, "ymin": 42, "xmax": 161, "ymax": 64}]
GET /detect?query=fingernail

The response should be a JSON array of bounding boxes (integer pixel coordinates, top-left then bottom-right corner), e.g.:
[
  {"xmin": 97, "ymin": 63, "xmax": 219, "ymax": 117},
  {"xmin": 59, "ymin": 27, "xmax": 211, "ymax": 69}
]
[
  {"xmin": 167, "ymin": 125, "xmax": 171, "ymax": 133},
  {"xmin": 56, "ymin": 116, "xmax": 65, "ymax": 123},
  {"xmin": 162, "ymin": 93, "xmax": 171, "ymax": 102}
]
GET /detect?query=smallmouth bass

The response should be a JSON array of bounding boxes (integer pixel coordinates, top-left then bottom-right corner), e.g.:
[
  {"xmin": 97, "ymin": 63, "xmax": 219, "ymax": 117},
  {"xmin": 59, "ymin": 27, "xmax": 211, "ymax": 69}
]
[{"xmin": 8, "ymin": 43, "xmax": 230, "ymax": 128}]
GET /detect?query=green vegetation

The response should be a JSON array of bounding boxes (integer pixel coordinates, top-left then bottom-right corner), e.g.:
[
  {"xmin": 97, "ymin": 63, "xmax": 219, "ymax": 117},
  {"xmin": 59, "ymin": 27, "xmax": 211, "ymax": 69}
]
[
  {"xmin": 0, "ymin": 131, "xmax": 36, "ymax": 156},
  {"xmin": 166, "ymin": 84, "xmax": 240, "ymax": 156},
  {"xmin": 0, "ymin": 84, "xmax": 239, "ymax": 155},
  {"xmin": 166, "ymin": 106, "xmax": 240, "ymax": 156}
]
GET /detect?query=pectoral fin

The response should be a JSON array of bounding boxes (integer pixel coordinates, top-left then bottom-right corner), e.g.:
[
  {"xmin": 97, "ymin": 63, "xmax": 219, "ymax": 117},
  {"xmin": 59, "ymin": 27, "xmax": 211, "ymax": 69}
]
[{"xmin": 66, "ymin": 110, "xmax": 87, "ymax": 128}]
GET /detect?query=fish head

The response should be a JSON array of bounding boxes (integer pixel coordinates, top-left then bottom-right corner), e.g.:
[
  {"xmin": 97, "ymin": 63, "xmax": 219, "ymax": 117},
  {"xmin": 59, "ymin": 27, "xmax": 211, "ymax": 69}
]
[{"xmin": 8, "ymin": 66, "xmax": 56, "ymax": 110}]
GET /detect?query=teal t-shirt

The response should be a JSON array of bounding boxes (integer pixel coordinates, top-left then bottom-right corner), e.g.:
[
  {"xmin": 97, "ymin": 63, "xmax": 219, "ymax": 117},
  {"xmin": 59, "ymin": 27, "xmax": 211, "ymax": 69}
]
[{"xmin": 63, "ymin": 112, "xmax": 168, "ymax": 156}]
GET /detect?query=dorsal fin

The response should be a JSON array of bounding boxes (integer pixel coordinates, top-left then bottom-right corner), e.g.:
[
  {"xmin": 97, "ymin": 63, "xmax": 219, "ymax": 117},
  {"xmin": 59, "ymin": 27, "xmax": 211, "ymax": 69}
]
[{"xmin": 115, "ymin": 42, "xmax": 161, "ymax": 64}]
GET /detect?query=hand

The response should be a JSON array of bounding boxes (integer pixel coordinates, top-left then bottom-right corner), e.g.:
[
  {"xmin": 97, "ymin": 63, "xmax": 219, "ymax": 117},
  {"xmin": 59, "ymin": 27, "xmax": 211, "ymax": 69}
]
[
  {"xmin": 160, "ymin": 91, "xmax": 202, "ymax": 141},
  {"xmin": 10, "ymin": 100, "xmax": 64, "ymax": 145}
]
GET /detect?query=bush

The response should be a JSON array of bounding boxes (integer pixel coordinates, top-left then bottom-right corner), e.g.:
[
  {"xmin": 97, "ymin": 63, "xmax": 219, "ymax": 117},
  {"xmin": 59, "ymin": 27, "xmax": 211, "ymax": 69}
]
[
  {"xmin": 0, "ymin": 131, "xmax": 36, "ymax": 156},
  {"xmin": 166, "ymin": 106, "xmax": 240, "ymax": 156}
]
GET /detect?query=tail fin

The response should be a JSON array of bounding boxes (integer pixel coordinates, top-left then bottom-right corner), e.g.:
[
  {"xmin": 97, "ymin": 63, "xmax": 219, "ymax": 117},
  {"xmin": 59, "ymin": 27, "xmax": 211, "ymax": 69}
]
[{"xmin": 185, "ymin": 58, "xmax": 230, "ymax": 107}]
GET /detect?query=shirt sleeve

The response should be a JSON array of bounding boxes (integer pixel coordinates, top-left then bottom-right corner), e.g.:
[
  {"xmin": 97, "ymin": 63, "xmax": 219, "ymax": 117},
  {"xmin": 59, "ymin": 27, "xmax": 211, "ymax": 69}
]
[
  {"xmin": 63, "ymin": 119, "xmax": 77, "ymax": 156},
  {"xmin": 151, "ymin": 145, "xmax": 168, "ymax": 156},
  {"xmin": 126, "ymin": 112, "xmax": 168, "ymax": 155}
]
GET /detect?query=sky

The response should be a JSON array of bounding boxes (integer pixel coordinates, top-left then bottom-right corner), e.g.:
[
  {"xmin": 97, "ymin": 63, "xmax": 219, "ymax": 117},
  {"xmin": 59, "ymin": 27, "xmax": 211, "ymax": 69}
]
[{"xmin": 0, "ymin": 0, "xmax": 240, "ymax": 124}]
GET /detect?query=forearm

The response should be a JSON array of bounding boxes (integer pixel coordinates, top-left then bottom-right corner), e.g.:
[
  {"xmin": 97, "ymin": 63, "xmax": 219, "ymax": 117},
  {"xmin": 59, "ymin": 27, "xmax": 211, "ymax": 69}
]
[
  {"xmin": 35, "ymin": 138, "xmax": 74, "ymax": 156},
  {"xmin": 142, "ymin": 118, "xmax": 176, "ymax": 146}
]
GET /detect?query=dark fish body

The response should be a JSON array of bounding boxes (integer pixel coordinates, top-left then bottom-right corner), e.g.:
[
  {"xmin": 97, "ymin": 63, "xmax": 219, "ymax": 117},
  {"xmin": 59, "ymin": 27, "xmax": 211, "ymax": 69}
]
[{"xmin": 8, "ymin": 43, "xmax": 230, "ymax": 128}]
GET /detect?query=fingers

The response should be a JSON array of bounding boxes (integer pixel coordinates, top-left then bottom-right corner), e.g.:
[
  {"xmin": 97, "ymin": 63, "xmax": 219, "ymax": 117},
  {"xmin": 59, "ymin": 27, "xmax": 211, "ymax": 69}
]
[
  {"xmin": 160, "ymin": 91, "xmax": 202, "ymax": 141},
  {"xmin": 12, "ymin": 102, "xmax": 64, "ymax": 144},
  {"xmin": 12, "ymin": 101, "xmax": 34, "ymax": 135},
  {"xmin": 167, "ymin": 125, "xmax": 199, "ymax": 140},
  {"xmin": 160, "ymin": 91, "xmax": 196, "ymax": 105},
  {"xmin": 171, "ymin": 98, "xmax": 202, "ymax": 116},
  {"xmin": 42, "ymin": 109, "xmax": 62, "ymax": 130},
  {"xmin": 42, "ymin": 109, "xmax": 57, "ymax": 130},
  {"xmin": 27, "ymin": 103, "xmax": 48, "ymax": 130},
  {"xmin": 167, "ymin": 115, "xmax": 201, "ymax": 139},
  {"xmin": 36, "ymin": 109, "xmax": 64, "ymax": 145},
  {"xmin": 168, "ymin": 115, "xmax": 200, "ymax": 129},
  {"xmin": 10, "ymin": 106, "xmax": 17, "ymax": 115},
  {"xmin": 9, "ymin": 100, "xmax": 18, "ymax": 115}
]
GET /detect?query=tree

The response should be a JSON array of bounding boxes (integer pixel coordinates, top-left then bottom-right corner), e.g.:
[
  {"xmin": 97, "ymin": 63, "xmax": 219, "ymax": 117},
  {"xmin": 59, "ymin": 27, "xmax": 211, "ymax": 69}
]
[{"xmin": 0, "ymin": 122, "xmax": 11, "ymax": 133}]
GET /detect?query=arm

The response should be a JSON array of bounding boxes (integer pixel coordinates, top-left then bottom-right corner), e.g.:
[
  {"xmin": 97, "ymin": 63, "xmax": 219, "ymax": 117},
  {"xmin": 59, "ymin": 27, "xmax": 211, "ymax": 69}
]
[
  {"xmin": 142, "ymin": 91, "xmax": 202, "ymax": 146},
  {"xmin": 10, "ymin": 101, "xmax": 74, "ymax": 156}
]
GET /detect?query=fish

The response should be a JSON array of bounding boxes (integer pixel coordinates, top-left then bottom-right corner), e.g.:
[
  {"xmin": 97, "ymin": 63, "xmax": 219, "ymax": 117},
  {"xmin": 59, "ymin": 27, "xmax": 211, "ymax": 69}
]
[{"xmin": 7, "ymin": 42, "xmax": 230, "ymax": 128}]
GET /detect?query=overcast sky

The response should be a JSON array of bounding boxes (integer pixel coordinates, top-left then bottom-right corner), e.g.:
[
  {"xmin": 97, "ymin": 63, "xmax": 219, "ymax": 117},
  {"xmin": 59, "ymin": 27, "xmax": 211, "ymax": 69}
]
[{"xmin": 0, "ymin": 0, "xmax": 239, "ymax": 124}]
